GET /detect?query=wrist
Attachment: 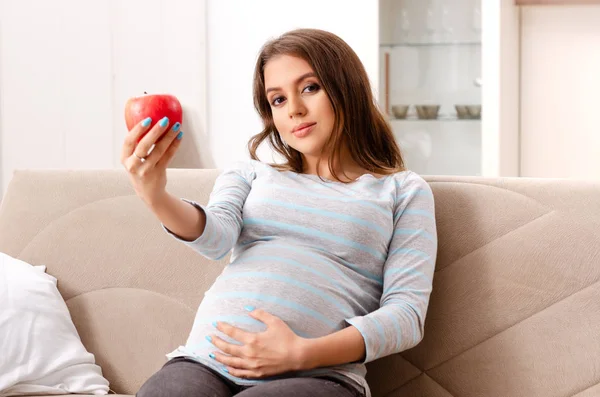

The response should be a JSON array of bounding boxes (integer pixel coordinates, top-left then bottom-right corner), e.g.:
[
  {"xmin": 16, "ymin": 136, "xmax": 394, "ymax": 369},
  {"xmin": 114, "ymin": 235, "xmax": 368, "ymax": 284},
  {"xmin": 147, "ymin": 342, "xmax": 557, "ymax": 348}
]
[
  {"xmin": 146, "ymin": 190, "xmax": 170, "ymax": 209},
  {"xmin": 292, "ymin": 326, "xmax": 366, "ymax": 371},
  {"xmin": 294, "ymin": 337, "xmax": 318, "ymax": 371}
]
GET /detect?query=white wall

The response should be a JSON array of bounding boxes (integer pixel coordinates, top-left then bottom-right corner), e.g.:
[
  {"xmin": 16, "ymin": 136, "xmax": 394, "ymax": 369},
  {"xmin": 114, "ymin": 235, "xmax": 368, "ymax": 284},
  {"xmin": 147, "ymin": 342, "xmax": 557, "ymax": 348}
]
[
  {"xmin": 0, "ymin": 0, "xmax": 208, "ymax": 196},
  {"xmin": 3, "ymin": 1, "xmax": 599, "ymax": 198},
  {"xmin": 520, "ymin": 5, "xmax": 600, "ymax": 179},
  {"xmin": 206, "ymin": 0, "xmax": 378, "ymax": 168},
  {"xmin": 0, "ymin": 0, "xmax": 378, "ymax": 197}
]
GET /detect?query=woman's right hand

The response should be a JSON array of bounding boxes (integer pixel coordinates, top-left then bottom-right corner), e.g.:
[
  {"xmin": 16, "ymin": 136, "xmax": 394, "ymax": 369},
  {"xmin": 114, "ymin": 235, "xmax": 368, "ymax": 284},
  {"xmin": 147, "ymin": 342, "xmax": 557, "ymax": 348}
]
[{"xmin": 120, "ymin": 116, "xmax": 183, "ymax": 207}]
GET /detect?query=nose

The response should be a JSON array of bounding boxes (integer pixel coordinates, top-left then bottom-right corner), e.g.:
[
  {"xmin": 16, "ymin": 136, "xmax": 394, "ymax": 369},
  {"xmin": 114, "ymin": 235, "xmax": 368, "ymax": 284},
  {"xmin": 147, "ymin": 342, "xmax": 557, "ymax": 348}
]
[{"xmin": 287, "ymin": 95, "xmax": 307, "ymax": 118}]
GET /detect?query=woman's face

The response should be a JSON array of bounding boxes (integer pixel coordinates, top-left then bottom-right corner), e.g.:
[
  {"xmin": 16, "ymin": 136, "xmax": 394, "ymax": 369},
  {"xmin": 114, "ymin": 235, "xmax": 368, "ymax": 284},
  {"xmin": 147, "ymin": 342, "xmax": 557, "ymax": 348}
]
[{"xmin": 263, "ymin": 55, "xmax": 335, "ymax": 162}]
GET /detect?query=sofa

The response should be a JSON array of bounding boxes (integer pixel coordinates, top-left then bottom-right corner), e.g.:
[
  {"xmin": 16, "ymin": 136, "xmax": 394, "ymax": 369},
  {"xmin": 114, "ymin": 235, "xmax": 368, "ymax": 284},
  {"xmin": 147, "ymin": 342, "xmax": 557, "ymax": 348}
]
[{"xmin": 0, "ymin": 168, "xmax": 599, "ymax": 397}]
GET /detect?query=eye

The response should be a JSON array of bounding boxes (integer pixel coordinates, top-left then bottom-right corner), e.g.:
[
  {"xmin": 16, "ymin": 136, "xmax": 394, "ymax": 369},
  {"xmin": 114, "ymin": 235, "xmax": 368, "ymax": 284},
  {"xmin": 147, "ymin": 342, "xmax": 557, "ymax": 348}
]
[
  {"xmin": 271, "ymin": 96, "xmax": 285, "ymax": 106},
  {"xmin": 303, "ymin": 83, "xmax": 320, "ymax": 93}
]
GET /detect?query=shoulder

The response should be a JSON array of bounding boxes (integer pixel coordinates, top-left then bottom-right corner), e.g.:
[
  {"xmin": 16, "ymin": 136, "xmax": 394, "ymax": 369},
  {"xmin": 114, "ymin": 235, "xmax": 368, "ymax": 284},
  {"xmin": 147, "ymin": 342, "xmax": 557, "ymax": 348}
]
[
  {"xmin": 219, "ymin": 159, "xmax": 285, "ymax": 185},
  {"xmin": 219, "ymin": 160, "xmax": 260, "ymax": 184},
  {"xmin": 391, "ymin": 170, "xmax": 434, "ymax": 205},
  {"xmin": 398, "ymin": 170, "xmax": 431, "ymax": 190}
]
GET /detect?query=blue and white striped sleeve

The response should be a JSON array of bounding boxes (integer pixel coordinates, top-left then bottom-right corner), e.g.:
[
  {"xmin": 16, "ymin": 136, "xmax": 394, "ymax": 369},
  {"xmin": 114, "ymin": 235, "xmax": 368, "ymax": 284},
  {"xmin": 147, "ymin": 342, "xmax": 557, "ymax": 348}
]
[
  {"xmin": 163, "ymin": 161, "xmax": 256, "ymax": 260},
  {"xmin": 345, "ymin": 171, "xmax": 437, "ymax": 363}
]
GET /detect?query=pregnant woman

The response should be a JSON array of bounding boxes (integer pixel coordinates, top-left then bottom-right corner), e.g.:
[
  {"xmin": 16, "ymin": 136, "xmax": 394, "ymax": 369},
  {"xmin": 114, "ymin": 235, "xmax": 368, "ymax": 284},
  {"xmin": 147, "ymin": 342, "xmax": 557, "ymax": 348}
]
[{"xmin": 122, "ymin": 28, "xmax": 437, "ymax": 397}]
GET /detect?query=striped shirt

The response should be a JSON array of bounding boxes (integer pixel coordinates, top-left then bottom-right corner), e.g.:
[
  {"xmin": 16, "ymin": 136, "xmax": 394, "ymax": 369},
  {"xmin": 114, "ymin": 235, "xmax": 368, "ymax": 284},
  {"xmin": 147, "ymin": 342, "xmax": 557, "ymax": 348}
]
[{"xmin": 164, "ymin": 160, "xmax": 437, "ymax": 397}]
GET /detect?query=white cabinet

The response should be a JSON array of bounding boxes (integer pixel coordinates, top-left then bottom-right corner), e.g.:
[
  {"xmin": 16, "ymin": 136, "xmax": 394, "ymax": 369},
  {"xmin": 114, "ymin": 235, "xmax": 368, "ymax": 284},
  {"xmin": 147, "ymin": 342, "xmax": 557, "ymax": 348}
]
[{"xmin": 378, "ymin": 0, "xmax": 520, "ymax": 177}]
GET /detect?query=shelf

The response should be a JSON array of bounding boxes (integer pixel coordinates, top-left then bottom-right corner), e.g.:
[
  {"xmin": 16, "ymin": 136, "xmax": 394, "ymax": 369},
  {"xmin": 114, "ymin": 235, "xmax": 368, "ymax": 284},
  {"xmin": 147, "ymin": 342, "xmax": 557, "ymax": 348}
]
[{"xmin": 380, "ymin": 41, "xmax": 481, "ymax": 48}]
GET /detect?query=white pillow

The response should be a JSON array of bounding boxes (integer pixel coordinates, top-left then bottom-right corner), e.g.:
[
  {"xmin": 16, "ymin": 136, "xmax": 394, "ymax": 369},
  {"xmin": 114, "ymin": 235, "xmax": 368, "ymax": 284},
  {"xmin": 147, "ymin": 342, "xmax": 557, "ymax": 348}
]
[{"xmin": 0, "ymin": 252, "xmax": 109, "ymax": 396}]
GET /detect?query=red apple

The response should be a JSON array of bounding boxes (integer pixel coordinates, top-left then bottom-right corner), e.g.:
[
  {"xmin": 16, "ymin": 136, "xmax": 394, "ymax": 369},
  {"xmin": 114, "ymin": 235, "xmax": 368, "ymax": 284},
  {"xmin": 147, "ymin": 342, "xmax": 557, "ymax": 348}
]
[{"xmin": 124, "ymin": 93, "xmax": 183, "ymax": 140}]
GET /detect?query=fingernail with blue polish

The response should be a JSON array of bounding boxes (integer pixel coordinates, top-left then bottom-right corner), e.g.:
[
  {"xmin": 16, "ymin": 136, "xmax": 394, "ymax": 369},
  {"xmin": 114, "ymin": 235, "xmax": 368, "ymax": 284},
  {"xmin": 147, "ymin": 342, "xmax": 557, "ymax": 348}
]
[
  {"xmin": 209, "ymin": 353, "xmax": 216, "ymax": 359},
  {"xmin": 177, "ymin": 131, "xmax": 183, "ymax": 140},
  {"xmin": 212, "ymin": 321, "xmax": 218, "ymax": 328},
  {"xmin": 172, "ymin": 122, "xmax": 181, "ymax": 132},
  {"xmin": 244, "ymin": 305, "xmax": 255, "ymax": 312},
  {"xmin": 141, "ymin": 117, "xmax": 152, "ymax": 127},
  {"xmin": 205, "ymin": 335, "xmax": 212, "ymax": 343},
  {"xmin": 159, "ymin": 117, "xmax": 169, "ymax": 127},
  {"xmin": 224, "ymin": 368, "xmax": 229, "ymax": 373}
]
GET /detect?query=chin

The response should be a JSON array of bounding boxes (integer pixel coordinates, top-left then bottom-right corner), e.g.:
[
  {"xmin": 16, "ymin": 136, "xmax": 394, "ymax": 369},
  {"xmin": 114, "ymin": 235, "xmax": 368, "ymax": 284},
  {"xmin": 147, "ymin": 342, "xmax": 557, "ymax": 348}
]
[
  {"xmin": 288, "ymin": 135, "xmax": 323, "ymax": 151},
  {"xmin": 290, "ymin": 142, "xmax": 324, "ymax": 158}
]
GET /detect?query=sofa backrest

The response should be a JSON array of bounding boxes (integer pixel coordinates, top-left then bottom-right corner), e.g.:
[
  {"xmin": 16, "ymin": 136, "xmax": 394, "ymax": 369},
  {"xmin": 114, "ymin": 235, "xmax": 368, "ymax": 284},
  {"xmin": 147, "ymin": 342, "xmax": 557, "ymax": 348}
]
[{"xmin": 0, "ymin": 169, "xmax": 599, "ymax": 397}]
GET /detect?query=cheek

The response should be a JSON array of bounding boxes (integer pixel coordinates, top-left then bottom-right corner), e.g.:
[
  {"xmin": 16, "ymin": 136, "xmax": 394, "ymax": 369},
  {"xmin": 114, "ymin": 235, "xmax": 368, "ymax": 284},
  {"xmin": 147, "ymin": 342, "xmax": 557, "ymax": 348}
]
[
  {"xmin": 315, "ymin": 96, "xmax": 335, "ymax": 126},
  {"xmin": 272, "ymin": 110, "xmax": 288, "ymax": 134}
]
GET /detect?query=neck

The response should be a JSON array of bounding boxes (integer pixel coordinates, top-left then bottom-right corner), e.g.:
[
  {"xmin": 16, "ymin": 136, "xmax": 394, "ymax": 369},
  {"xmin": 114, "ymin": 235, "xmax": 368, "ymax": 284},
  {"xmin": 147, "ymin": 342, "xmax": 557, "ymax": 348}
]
[{"xmin": 302, "ymin": 147, "xmax": 364, "ymax": 181}]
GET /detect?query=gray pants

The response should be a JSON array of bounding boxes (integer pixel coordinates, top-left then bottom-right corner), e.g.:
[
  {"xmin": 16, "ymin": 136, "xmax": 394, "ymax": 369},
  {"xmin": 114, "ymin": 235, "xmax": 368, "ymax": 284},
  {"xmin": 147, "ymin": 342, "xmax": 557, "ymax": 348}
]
[{"xmin": 137, "ymin": 357, "xmax": 364, "ymax": 397}]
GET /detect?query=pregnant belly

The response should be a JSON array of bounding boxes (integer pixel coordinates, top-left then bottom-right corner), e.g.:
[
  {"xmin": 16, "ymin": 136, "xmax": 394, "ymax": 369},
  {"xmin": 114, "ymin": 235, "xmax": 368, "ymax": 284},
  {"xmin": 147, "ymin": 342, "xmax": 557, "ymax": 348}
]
[{"xmin": 186, "ymin": 260, "xmax": 355, "ymax": 349}]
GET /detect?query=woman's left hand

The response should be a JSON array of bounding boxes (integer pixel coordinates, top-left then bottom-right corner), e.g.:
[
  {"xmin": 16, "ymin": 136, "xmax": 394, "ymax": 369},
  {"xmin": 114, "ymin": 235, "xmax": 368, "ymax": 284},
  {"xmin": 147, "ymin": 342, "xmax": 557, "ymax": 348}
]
[{"xmin": 207, "ymin": 308, "xmax": 308, "ymax": 379}]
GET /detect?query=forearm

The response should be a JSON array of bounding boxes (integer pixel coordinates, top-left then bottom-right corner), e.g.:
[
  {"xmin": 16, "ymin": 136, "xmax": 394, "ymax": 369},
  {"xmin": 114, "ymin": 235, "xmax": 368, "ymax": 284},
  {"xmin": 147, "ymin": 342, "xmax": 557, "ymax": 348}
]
[
  {"xmin": 149, "ymin": 192, "xmax": 206, "ymax": 241},
  {"xmin": 298, "ymin": 326, "xmax": 365, "ymax": 370}
]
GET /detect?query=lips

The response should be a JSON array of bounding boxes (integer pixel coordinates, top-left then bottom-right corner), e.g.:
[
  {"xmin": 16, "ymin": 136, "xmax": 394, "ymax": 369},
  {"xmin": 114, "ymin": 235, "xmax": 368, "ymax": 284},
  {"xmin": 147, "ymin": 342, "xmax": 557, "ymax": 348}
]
[{"xmin": 292, "ymin": 122, "xmax": 316, "ymax": 138}]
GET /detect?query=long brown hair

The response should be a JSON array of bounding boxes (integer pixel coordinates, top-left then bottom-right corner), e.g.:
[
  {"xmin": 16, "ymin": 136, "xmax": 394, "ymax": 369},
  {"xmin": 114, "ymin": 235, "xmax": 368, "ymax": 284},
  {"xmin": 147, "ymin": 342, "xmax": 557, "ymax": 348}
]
[{"xmin": 248, "ymin": 28, "xmax": 405, "ymax": 182}]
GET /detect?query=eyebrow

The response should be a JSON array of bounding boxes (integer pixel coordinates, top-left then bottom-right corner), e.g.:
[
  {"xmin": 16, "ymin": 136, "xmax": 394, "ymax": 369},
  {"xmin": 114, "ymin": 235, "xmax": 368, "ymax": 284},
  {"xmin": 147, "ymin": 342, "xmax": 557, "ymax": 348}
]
[{"xmin": 265, "ymin": 72, "xmax": 317, "ymax": 95}]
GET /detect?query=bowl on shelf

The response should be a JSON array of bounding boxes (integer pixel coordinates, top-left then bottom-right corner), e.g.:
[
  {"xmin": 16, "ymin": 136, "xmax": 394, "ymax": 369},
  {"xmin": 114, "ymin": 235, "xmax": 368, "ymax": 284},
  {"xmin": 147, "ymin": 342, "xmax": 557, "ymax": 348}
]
[
  {"xmin": 455, "ymin": 105, "xmax": 482, "ymax": 119},
  {"xmin": 467, "ymin": 105, "xmax": 482, "ymax": 119},
  {"xmin": 415, "ymin": 105, "xmax": 440, "ymax": 120},
  {"xmin": 455, "ymin": 105, "xmax": 470, "ymax": 119},
  {"xmin": 391, "ymin": 105, "xmax": 409, "ymax": 119}
]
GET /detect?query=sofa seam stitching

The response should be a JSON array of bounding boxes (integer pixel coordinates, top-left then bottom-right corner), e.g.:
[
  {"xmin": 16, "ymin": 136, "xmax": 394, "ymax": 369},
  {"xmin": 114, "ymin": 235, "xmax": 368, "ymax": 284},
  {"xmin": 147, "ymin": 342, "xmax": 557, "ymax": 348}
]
[
  {"xmin": 434, "ymin": 209, "xmax": 555, "ymax": 274},
  {"xmin": 424, "ymin": 272, "xmax": 600, "ymax": 376},
  {"xmin": 568, "ymin": 380, "xmax": 600, "ymax": 397},
  {"xmin": 16, "ymin": 194, "xmax": 141, "ymax": 258},
  {"xmin": 383, "ymin": 372, "xmax": 455, "ymax": 397},
  {"xmin": 66, "ymin": 286, "xmax": 197, "ymax": 312}
]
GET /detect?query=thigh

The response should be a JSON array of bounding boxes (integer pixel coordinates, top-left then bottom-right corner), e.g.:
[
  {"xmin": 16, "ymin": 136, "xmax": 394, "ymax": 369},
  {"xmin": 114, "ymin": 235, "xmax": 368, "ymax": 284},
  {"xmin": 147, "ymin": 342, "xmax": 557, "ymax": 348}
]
[
  {"xmin": 136, "ymin": 357, "xmax": 235, "ymax": 397},
  {"xmin": 235, "ymin": 377, "xmax": 361, "ymax": 397}
]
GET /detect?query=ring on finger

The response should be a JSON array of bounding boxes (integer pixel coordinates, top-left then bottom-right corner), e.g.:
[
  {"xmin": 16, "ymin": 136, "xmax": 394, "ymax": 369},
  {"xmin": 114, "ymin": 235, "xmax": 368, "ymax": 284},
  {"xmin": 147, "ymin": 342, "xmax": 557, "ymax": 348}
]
[{"xmin": 134, "ymin": 153, "xmax": 147, "ymax": 163}]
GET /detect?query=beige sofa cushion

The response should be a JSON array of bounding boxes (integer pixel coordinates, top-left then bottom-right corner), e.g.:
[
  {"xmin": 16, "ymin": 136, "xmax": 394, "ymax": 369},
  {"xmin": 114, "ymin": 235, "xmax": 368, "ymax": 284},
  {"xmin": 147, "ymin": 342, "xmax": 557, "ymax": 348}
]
[{"xmin": 0, "ymin": 170, "xmax": 599, "ymax": 397}]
